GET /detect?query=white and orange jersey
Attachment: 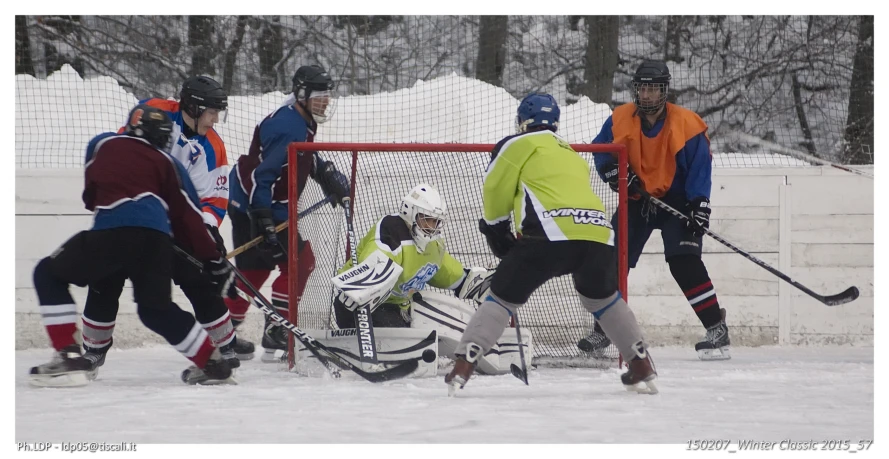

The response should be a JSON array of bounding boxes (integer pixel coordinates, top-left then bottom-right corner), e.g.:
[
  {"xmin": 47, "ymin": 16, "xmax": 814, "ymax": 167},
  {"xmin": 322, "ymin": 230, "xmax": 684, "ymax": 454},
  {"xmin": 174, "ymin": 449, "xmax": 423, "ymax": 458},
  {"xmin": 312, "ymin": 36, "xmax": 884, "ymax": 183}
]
[{"xmin": 125, "ymin": 98, "xmax": 230, "ymax": 227}]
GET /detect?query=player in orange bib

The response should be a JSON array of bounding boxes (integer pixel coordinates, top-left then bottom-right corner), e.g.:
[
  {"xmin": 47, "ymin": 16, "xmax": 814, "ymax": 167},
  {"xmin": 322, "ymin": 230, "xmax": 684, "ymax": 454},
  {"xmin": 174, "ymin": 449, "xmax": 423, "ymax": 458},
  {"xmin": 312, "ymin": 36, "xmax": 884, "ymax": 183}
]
[{"xmin": 584, "ymin": 60, "xmax": 730, "ymax": 361}]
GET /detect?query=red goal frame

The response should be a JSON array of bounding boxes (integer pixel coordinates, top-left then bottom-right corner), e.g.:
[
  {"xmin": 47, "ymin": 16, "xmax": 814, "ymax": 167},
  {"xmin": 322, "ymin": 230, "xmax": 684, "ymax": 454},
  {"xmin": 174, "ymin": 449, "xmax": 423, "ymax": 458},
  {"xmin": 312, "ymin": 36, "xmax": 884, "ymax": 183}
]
[{"xmin": 286, "ymin": 142, "xmax": 629, "ymax": 368}]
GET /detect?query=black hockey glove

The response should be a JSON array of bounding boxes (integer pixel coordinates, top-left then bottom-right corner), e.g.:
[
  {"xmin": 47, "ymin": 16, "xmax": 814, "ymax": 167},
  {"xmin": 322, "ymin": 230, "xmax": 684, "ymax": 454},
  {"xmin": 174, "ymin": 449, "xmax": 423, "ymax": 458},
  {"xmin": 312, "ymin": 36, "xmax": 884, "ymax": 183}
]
[
  {"xmin": 206, "ymin": 224, "xmax": 227, "ymax": 256},
  {"xmin": 602, "ymin": 162, "xmax": 642, "ymax": 195},
  {"xmin": 685, "ymin": 197, "xmax": 711, "ymax": 238},
  {"xmin": 249, "ymin": 208, "xmax": 285, "ymax": 262},
  {"xmin": 315, "ymin": 158, "xmax": 350, "ymax": 208},
  {"xmin": 478, "ymin": 219, "xmax": 516, "ymax": 259},
  {"xmin": 204, "ymin": 257, "xmax": 234, "ymax": 296}
]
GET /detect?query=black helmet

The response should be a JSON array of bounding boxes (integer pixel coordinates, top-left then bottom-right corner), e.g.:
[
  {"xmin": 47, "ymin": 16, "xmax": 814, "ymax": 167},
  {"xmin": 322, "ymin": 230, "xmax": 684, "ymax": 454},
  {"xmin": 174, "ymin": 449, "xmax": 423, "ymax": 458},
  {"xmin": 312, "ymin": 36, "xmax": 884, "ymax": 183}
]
[
  {"xmin": 291, "ymin": 65, "xmax": 337, "ymax": 123},
  {"xmin": 125, "ymin": 104, "xmax": 173, "ymax": 150},
  {"xmin": 180, "ymin": 75, "xmax": 228, "ymax": 121},
  {"xmin": 632, "ymin": 60, "xmax": 671, "ymax": 115},
  {"xmin": 292, "ymin": 65, "xmax": 334, "ymax": 100}
]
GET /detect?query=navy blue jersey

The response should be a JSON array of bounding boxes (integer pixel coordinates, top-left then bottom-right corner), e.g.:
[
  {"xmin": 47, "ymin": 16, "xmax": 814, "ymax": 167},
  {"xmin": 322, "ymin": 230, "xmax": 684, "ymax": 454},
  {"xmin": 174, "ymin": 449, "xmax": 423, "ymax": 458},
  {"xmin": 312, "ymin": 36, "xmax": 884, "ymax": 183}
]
[
  {"xmin": 83, "ymin": 133, "xmax": 221, "ymax": 261},
  {"xmin": 229, "ymin": 104, "xmax": 318, "ymax": 222}
]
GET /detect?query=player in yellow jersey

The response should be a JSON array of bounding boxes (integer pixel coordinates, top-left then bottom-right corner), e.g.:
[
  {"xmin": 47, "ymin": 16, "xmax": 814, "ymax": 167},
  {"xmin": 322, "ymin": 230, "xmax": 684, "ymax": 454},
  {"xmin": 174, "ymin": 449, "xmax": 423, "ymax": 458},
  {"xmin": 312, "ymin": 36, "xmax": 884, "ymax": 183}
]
[{"xmin": 445, "ymin": 93, "xmax": 657, "ymax": 395}]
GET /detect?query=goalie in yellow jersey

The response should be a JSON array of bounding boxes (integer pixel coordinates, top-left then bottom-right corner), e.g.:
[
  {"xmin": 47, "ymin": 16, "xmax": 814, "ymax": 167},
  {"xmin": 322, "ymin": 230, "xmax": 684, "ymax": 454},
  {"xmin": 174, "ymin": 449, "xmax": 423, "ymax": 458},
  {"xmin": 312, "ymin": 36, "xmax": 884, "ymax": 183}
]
[
  {"xmin": 445, "ymin": 93, "xmax": 658, "ymax": 395},
  {"xmin": 331, "ymin": 184, "xmax": 494, "ymax": 329}
]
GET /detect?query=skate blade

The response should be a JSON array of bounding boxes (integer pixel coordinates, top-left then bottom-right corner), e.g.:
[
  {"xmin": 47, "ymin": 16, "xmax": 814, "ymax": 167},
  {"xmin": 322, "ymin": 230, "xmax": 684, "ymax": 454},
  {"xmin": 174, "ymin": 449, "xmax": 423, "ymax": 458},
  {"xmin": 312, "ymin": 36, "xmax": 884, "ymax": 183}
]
[
  {"xmin": 29, "ymin": 371, "xmax": 90, "ymax": 388},
  {"xmin": 196, "ymin": 375, "xmax": 238, "ymax": 386},
  {"xmin": 86, "ymin": 368, "xmax": 99, "ymax": 381},
  {"xmin": 697, "ymin": 347, "xmax": 731, "ymax": 361},
  {"xmin": 446, "ymin": 376, "xmax": 467, "ymax": 397},
  {"xmin": 624, "ymin": 376, "xmax": 659, "ymax": 395},
  {"xmin": 236, "ymin": 352, "xmax": 255, "ymax": 361}
]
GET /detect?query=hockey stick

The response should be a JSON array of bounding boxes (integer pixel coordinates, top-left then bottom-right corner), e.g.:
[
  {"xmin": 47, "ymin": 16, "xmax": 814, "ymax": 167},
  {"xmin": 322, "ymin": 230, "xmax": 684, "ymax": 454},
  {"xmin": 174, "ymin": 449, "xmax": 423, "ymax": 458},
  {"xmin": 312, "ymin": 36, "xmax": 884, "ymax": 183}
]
[
  {"xmin": 226, "ymin": 196, "xmax": 332, "ymax": 260},
  {"xmin": 342, "ymin": 197, "xmax": 380, "ymax": 367},
  {"xmin": 172, "ymin": 246, "xmax": 418, "ymax": 382},
  {"xmin": 509, "ymin": 313, "xmax": 530, "ymax": 385},
  {"xmin": 639, "ymin": 192, "xmax": 860, "ymax": 306},
  {"xmin": 731, "ymin": 131, "xmax": 873, "ymax": 179}
]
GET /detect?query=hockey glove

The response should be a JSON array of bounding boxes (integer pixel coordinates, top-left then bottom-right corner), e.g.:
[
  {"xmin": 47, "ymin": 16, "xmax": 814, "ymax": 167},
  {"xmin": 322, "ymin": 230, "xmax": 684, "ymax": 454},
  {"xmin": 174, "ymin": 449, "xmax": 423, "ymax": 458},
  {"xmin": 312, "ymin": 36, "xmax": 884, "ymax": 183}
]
[
  {"xmin": 249, "ymin": 208, "xmax": 285, "ymax": 262},
  {"xmin": 315, "ymin": 158, "xmax": 350, "ymax": 208},
  {"xmin": 206, "ymin": 224, "xmax": 227, "ymax": 256},
  {"xmin": 685, "ymin": 197, "xmax": 711, "ymax": 238},
  {"xmin": 478, "ymin": 219, "xmax": 516, "ymax": 259},
  {"xmin": 204, "ymin": 258, "xmax": 234, "ymax": 296},
  {"xmin": 602, "ymin": 162, "xmax": 642, "ymax": 195}
]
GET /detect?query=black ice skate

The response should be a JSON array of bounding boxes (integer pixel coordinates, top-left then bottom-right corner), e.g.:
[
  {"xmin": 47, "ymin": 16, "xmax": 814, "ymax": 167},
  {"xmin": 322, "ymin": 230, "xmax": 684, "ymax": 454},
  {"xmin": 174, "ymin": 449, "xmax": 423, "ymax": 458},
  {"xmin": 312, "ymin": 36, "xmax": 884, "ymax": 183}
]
[
  {"xmin": 29, "ymin": 345, "xmax": 92, "ymax": 388},
  {"xmin": 82, "ymin": 340, "xmax": 111, "ymax": 381},
  {"xmin": 229, "ymin": 319, "xmax": 256, "ymax": 361},
  {"xmin": 445, "ymin": 343, "xmax": 482, "ymax": 397},
  {"xmin": 261, "ymin": 316, "xmax": 289, "ymax": 363},
  {"xmin": 181, "ymin": 350, "xmax": 237, "ymax": 385},
  {"xmin": 577, "ymin": 326, "xmax": 619, "ymax": 360},
  {"xmin": 620, "ymin": 341, "xmax": 658, "ymax": 395},
  {"xmin": 695, "ymin": 308, "xmax": 731, "ymax": 361}
]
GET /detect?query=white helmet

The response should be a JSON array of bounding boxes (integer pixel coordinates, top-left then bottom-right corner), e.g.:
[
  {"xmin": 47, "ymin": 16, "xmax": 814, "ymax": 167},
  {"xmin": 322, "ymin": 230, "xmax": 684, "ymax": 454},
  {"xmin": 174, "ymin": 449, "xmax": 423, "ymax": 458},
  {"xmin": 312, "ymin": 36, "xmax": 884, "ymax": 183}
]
[{"xmin": 399, "ymin": 184, "xmax": 446, "ymax": 253}]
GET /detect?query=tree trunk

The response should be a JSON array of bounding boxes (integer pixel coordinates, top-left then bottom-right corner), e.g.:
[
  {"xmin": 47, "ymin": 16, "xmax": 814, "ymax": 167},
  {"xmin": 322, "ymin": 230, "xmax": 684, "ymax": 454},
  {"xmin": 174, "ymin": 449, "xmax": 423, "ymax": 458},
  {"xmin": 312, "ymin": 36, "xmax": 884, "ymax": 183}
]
[
  {"xmin": 842, "ymin": 15, "xmax": 874, "ymax": 165},
  {"xmin": 16, "ymin": 15, "xmax": 35, "ymax": 76},
  {"xmin": 259, "ymin": 16, "xmax": 283, "ymax": 93},
  {"xmin": 188, "ymin": 16, "xmax": 215, "ymax": 76},
  {"xmin": 791, "ymin": 71, "xmax": 817, "ymax": 156},
  {"xmin": 582, "ymin": 16, "xmax": 619, "ymax": 104},
  {"xmin": 475, "ymin": 16, "xmax": 508, "ymax": 87},
  {"xmin": 664, "ymin": 16, "xmax": 684, "ymax": 63},
  {"xmin": 222, "ymin": 16, "xmax": 249, "ymax": 94}
]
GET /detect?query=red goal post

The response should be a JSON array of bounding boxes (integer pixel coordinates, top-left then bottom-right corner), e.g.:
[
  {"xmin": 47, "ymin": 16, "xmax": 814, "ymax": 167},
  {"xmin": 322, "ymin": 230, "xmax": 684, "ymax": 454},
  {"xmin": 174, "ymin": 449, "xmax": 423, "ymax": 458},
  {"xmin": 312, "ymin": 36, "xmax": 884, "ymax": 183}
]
[{"xmin": 286, "ymin": 142, "xmax": 628, "ymax": 365}]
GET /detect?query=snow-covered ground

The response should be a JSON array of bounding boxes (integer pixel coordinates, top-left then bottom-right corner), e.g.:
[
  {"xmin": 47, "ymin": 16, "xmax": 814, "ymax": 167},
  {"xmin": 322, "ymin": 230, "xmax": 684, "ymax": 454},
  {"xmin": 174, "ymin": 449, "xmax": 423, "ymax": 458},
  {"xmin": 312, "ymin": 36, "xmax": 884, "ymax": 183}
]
[{"xmin": 16, "ymin": 345, "xmax": 873, "ymax": 445}]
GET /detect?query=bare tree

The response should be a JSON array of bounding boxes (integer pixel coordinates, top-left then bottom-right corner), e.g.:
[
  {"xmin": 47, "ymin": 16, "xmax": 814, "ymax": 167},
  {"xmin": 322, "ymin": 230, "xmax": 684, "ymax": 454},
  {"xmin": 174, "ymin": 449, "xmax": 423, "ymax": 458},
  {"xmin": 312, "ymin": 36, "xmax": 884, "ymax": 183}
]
[
  {"xmin": 582, "ymin": 16, "xmax": 619, "ymax": 104},
  {"xmin": 842, "ymin": 15, "xmax": 873, "ymax": 164},
  {"xmin": 475, "ymin": 16, "xmax": 508, "ymax": 87},
  {"xmin": 188, "ymin": 16, "xmax": 216, "ymax": 76},
  {"xmin": 222, "ymin": 16, "xmax": 249, "ymax": 94},
  {"xmin": 16, "ymin": 16, "xmax": 35, "ymax": 76}
]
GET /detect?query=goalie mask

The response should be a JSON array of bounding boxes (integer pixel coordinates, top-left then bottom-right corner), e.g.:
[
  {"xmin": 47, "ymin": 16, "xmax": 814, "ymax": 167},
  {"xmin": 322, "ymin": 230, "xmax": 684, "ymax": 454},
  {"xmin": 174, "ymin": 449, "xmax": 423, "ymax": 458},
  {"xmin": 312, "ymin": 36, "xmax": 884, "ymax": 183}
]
[{"xmin": 399, "ymin": 184, "xmax": 446, "ymax": 253}]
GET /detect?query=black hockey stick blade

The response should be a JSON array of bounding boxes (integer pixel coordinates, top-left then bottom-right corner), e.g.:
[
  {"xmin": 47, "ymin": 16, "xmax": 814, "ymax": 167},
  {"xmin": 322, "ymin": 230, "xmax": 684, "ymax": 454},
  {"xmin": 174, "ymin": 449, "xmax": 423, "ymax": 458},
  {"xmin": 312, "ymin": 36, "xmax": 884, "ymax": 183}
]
[
  {"xmin": 510, "ymin": 364, "xmax": 529, "ymax": 385},
  {"xmin": 821, "ymin": 286, "xmax": 860, "ymax": 307},
  {"xmin": 351, "ymin": 359, "xmax": 420, "ymax": 383}
]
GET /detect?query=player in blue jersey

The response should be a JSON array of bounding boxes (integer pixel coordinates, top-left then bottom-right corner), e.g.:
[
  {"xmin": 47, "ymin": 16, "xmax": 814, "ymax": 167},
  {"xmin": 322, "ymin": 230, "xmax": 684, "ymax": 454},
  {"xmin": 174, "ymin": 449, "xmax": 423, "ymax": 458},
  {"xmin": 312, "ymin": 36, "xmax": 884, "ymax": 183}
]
[{"xmin": 226, "ymin": 64, "xmax": 350, "ymax": 361}]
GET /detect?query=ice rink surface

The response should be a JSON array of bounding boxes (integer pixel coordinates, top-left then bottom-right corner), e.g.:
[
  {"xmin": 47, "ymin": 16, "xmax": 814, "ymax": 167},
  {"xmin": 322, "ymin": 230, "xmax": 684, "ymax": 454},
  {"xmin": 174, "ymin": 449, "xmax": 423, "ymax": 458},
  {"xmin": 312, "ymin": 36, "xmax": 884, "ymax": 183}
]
[{"xmin": 16, "ymin": 345, "xmax": 872, "ymax": 444}]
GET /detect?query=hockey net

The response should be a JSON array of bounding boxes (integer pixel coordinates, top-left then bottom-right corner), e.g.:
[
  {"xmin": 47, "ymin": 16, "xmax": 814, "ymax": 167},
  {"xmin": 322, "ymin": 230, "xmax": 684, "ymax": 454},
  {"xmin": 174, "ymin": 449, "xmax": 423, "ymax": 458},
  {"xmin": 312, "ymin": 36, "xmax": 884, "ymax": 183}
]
[{"xmin": 286, "ymin": 142, "xmax": 628, "ymax": 363}]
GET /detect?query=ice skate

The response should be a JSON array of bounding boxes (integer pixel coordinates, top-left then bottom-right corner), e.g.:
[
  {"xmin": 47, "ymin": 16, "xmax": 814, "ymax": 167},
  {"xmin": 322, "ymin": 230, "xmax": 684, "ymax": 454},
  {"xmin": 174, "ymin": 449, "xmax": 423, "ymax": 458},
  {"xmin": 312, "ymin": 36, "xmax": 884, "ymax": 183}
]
[
  {"xmin": 29, "ymin": 345, "xmax": 92, "ymax": 388},
  {"xmin": 577, "ymin": 326, "xmax": 619, "ymax": 360},
  {"xmin": 181, "ymin": 350, "xmax": 237, "ymax": 385},
  {"xmin": 695, "ymin": 308, "xmax": 731, "ymax": 361},
  {"xmin": 229, "ymin": 319, "xmax": 255, "ymax": 361},
  {"xmin": 445, "ymin": 343, "xmax": 481, "ymax": 397},
  {"xmin": 261, "ymin": 316, "xmax": 289, "ymax": 363},
  {"xmin": 620, "ymin": 341, "xmax": 658, "ymax": 395},
  {"xmin": 82, "ymin": 340, "xmax": 110, "ymax": 381}
]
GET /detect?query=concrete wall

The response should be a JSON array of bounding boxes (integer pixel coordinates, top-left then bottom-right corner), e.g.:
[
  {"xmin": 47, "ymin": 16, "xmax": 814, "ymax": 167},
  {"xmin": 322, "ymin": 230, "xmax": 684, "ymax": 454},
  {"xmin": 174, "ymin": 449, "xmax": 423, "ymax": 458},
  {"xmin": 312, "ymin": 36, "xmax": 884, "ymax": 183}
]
[{"xmin": 15, "ymin": 166, "xmax": 873, "ymax": 349}]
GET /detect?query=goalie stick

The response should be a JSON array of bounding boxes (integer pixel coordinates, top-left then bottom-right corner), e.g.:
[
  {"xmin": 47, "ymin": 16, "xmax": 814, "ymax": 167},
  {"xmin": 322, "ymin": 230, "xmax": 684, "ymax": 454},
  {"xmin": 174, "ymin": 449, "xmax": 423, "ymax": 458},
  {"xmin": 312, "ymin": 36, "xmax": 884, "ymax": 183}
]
[
  {"xmin": 172, "ymin": 246, "xmax": 418, "ymax": 383},
  {"xmin": 639, "ymin": 191, "xmax": 860, "ymax": 307},
  {"xmin": 342, "ymin": 197, "xmax": 380, "ymax": 368}
]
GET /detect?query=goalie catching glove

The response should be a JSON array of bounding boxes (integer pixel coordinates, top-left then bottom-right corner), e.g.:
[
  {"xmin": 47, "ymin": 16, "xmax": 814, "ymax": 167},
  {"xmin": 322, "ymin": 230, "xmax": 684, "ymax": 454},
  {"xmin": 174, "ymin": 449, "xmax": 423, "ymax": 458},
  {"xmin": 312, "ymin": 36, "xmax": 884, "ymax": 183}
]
[
  {"xmin": 455, "ymin": 267, "xmax": 496, "ymax": 304},
  {"xmin": 332, "ymin": 250, "xmax": 403, "ymax": 313}
]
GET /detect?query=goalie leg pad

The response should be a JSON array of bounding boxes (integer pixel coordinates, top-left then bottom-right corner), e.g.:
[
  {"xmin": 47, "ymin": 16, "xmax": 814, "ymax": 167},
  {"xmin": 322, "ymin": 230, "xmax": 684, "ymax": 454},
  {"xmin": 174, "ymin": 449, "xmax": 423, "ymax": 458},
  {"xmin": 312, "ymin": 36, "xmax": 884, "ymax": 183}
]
[
  {"xmin": 457, "ymin": 293, "xmax": 517, "ymax": 355},
  {"xmin": 579, "ymin": 291, "xmax": 644, "ymax": 362}
]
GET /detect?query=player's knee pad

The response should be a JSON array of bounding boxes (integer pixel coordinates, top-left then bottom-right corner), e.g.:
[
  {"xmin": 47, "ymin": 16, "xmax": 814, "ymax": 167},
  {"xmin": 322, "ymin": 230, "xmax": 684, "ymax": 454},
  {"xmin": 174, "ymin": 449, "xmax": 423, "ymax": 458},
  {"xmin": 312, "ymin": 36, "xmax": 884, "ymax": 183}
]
[
  {"xmin": 459, "ymin": 293, "xmax": 517, "ymax": 354},
  {"xmin": 32, "ymin": 257, "xmax": 69, "ymax": 304}
]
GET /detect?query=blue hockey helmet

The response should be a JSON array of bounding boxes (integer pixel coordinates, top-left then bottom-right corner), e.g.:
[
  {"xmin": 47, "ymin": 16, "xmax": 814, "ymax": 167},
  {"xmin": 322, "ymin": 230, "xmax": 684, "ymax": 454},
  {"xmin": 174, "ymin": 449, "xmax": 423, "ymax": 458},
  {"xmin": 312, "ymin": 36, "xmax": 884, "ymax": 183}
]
[{"xmin": 516, "ymin": 93, "xmax": 560, "ymax": 134}]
